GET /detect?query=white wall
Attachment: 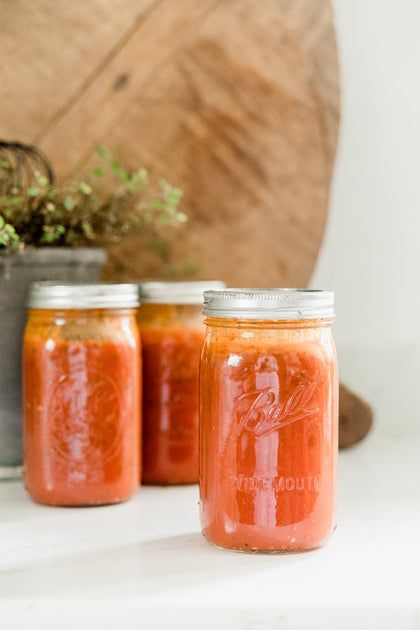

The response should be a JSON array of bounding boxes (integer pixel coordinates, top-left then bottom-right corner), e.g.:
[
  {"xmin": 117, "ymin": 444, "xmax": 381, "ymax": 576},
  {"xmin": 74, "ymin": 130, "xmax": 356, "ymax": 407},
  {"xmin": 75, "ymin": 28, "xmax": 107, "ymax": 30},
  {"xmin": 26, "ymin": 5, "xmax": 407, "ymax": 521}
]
[{"xmin": 312, "ymin": 0, "xmax": 420, "ymax": 357}]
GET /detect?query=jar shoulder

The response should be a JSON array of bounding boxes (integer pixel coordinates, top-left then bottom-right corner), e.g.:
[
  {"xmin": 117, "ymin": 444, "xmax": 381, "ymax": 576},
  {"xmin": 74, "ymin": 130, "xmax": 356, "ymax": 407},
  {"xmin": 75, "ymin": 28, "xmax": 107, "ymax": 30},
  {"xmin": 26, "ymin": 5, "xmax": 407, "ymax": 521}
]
[
  {"xmin": 25, "ymin": 310, "xmax": 139, "ymax": 346},
  {"xmin": 203, "ymin": 324, "xmax": 336, "ymax": 356},
  {"xmin": 138, "ymin": 303, "xmax": 203, "ymax": 330}
]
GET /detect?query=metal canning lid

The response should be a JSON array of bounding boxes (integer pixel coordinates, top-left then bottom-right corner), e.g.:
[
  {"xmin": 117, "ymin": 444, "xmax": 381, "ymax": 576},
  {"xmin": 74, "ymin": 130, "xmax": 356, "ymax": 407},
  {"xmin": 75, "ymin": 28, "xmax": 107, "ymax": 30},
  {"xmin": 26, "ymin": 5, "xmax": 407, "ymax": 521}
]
[
  {"xmin": 203, "ymin": 288, "xmax": 335, "ymax": 320},
  {"xmin": 138, "ymin": 280, "xmax": 226, "ymax": 305},
  {"xmin": 27, "ymin": 282, "xmax": 140, "ymax": 309}
]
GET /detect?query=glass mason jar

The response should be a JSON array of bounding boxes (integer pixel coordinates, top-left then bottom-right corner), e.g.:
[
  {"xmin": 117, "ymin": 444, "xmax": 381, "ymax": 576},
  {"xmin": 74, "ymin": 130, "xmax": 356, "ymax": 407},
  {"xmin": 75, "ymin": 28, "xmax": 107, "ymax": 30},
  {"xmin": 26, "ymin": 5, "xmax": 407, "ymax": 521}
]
[
  {"xmin": 200, "ymin": 289, "xmax": 338, "ymax": 553},
  {"xmin": 23, "ymin": 282, "xmax": 141, "ymax": 506},
  {"xmin": 138, "ymin": 281, "xmax": 225, "ymax": 485}
]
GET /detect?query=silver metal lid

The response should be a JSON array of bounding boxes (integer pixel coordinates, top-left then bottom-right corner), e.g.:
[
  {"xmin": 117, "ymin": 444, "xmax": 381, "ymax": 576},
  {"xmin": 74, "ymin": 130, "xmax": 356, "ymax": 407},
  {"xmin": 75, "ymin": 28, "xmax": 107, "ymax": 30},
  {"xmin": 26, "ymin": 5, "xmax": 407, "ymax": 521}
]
[
  {"xmin": 203, "ymin": 288, "xmax": 335, "ymax": 320},
  {"xmin": 27, "ymin": 282, "xmax": 140, "ymax": 309},
  {"xmin": 139, "ymin": 280, "xmax": 226, "ymax": 305}
]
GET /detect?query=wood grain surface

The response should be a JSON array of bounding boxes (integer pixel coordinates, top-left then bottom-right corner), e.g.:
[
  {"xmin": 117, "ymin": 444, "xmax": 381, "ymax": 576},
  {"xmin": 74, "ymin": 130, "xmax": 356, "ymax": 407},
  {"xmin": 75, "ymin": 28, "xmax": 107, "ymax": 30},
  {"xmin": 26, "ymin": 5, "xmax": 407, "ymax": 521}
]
[
  {"xmin": 0, "ymin": 0, "xmax": 340, "ymax": 286},
  {"xmin": 339, "ymin": 384, "xmax": 374, "ymax": 448}
]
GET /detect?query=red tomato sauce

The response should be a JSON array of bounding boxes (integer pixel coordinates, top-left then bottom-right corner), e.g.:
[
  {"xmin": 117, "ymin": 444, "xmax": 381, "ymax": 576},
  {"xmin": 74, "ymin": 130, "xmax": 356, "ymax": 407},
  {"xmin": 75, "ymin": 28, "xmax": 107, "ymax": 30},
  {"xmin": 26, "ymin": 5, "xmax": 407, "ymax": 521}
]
[
  {"xmin": 24, "ymin": 334, "xmax": 140, "ymax": 506},
  {"xmin": 200, "ymin": 322, "xmax": 338, "ymax": 552},
  {"xmin": 141, "ymin": 326, "xmax": 204, "ymax": 485}
]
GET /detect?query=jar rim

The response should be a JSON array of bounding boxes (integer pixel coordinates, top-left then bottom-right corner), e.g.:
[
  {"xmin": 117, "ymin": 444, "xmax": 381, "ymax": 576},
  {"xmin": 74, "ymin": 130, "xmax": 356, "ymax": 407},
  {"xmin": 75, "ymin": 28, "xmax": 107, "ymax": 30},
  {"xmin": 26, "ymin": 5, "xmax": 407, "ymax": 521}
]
[
  {"xmin": 27, "ymin": 282, "xmax": 140, "ymax": 310},
  {"xmin": 203, "ymin": 288, "xmax": 335, "ymax": 320},
  {"xmin": 139, "ymin": 280, "xmax": 225, "ymax": 305}
]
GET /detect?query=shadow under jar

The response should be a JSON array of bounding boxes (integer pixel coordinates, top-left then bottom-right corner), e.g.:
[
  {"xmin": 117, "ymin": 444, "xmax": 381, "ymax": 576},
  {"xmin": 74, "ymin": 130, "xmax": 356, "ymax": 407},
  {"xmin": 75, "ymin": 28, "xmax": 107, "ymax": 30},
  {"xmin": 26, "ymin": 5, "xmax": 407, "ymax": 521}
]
[
  {"xmin": 200, "ymin": 289, "xmax": 338, "ymax": 553},
  {"xmin": 23, "ymin": 282, "xmax": 141, "ymax": 507},
  {"xmin": 138, "ymin": 281, "xmax": 225, "ymax": 485}
]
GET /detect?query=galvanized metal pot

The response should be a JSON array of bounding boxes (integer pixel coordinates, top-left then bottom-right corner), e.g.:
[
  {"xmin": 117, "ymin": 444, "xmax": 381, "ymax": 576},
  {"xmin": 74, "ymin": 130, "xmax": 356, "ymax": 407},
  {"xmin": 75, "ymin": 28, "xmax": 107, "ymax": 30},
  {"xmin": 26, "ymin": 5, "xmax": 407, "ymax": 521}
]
[{"xmin": 0, "ymin": 247, "xmax": 107, "ymax": 477}]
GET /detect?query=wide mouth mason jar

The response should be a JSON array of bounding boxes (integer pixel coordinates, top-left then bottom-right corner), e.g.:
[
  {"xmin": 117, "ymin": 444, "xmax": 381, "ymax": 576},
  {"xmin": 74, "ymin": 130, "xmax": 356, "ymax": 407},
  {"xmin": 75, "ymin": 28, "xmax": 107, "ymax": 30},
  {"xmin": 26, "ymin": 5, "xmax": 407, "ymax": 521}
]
[
  {"xmin": 23, "ymin": 282, "xmax": 141, "ymax": 507},
  {"xmin": 200, "ymin": 289, "xmax": 338, "ymax": 553},
  {"xmin": 138, "ymin": 281, "xmax": 225, "ymax": 485}
]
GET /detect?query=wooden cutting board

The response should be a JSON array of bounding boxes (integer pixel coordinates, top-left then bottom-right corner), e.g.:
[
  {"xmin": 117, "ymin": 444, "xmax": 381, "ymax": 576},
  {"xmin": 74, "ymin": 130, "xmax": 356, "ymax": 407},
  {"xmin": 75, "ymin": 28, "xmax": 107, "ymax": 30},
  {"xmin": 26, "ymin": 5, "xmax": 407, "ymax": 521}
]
[
  {"xmin": 1, "ymin": 3, "xmax": 373, "ymax": 446},
  {"xmin": 0, "ymin": 0, "xmax": 339, "ymax": 286}
]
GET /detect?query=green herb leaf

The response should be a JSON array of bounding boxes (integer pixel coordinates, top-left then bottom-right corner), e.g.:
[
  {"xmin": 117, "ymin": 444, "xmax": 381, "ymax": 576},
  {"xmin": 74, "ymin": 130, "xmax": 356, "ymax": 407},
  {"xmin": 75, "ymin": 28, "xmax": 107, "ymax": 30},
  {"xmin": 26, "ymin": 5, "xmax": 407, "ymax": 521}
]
[
  {"xmin": 27, "ymin": 186, "xmax": 39, "ymax": 197},
  {"xmin": 82, "ymin": 221, "xmax": 94, "ymax": 238},
  {"xmin": 91, "ymin": 166, "xmax": 104, "ymax": 178},
  {"xmin": 39, "ymin": 224, "xmax": 65, "ymax": 244},
  {"xmin": 63, "ymin": 196, "xmax": 76, "ymax": 211},
  {"xmin": 95, "ymin": 146, "xmax": 113, "ymax": 159},
  {"xmin": 111, "ymin": 161, "xmax": 130, "ymax": 183},
  {"xmin": 78, "ymin": 182, "xmax": 92, "ymax": 195},
  {"xmin": 166, "ymin": 188, "xmax": 182, "ymax": 205},
  {"xmin": 36, "ymin": 174, "xmax": 49, "ymax": 187},
  {"xmin": 4, "ymin": 224, "xmax": 19, "ymax": 241}
]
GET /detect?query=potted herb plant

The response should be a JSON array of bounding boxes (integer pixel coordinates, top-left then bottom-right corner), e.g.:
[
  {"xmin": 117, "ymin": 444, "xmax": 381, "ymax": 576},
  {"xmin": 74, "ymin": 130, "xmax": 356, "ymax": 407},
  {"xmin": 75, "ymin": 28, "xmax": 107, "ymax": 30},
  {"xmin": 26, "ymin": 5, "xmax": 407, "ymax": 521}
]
[{"xmin": 0, "ymin": 141, "xmax": 186, "ymax": 476}]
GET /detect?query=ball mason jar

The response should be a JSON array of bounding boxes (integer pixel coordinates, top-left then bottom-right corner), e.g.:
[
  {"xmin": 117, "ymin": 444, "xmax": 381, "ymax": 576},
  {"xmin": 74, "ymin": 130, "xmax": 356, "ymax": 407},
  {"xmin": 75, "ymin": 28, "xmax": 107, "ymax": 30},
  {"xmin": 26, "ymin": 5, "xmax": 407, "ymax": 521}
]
[
  {"xmin": 23, "ymin": 282, "xmax": 141, "ymax": 506},
  {"xmin": 200, "ymin": 289, "xmax": 338, "ymax": 552},
  {"xmin": 138, "ymin": 281, "xmax": 225, "ymax": 485}
]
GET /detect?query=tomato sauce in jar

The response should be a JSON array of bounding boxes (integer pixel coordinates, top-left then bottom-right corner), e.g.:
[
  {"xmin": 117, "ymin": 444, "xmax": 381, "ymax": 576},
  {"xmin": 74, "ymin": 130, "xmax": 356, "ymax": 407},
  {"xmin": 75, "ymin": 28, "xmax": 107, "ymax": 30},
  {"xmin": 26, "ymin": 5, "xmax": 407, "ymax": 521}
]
[
  {"xmin": 200, "ymin": 289, "xmax": 338, "ymax": 552},
  {"xmin": 138, "ymin": 281, "xmax": 225, "ymax": 485},
  {"xmin": 23, "ymin": 283, "xmax": 141, "ymax": 506}
]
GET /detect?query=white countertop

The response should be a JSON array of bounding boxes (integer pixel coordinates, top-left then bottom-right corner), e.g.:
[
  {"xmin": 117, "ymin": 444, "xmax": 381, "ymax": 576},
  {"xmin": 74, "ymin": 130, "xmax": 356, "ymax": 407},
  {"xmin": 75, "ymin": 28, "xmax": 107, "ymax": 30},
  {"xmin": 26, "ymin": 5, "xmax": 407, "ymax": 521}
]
[
  {"xmin": 0, "ymin": 430, "xmax": 418, "ymax": 629},
  {"xmin": 1, "ymin": 347, "xmax": 419, "ymax": 629}
]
